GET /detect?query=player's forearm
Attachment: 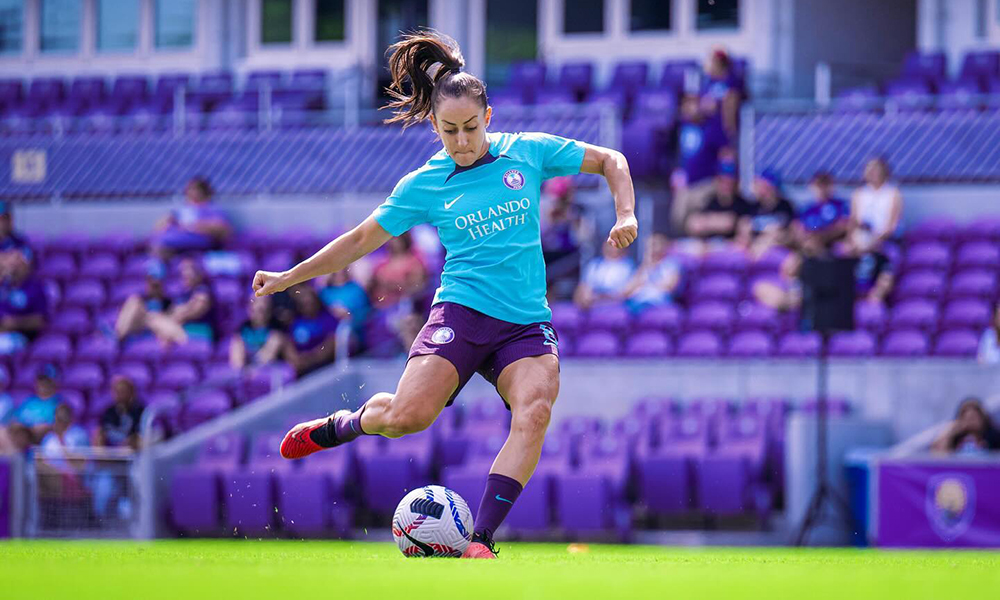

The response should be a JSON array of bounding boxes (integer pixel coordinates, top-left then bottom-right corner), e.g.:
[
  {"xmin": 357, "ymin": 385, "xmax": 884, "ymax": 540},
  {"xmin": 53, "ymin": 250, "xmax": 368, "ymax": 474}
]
[
  {"xmin": 282, "ymin": 223, "xmax": 382, "ymax": 288},
  {"xmin": 602, "ymin": 151, "xmax": 635, "ymax": 219}
]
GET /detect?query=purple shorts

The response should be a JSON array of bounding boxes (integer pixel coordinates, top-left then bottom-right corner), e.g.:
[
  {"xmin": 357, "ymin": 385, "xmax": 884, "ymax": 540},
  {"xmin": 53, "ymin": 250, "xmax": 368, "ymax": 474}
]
[{"xmin": 408, "ymin": 302, "xmax": 560, "ymax": 406}]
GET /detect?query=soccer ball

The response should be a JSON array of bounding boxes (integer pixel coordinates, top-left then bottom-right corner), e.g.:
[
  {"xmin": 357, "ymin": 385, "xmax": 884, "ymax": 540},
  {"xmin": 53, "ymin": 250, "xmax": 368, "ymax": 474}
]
[{"xmin": 392, "ymin": 485, "xmax": 474, "ymax": 557}]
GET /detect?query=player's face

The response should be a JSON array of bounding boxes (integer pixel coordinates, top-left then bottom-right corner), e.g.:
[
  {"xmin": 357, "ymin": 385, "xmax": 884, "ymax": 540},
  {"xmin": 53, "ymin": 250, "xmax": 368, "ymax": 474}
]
[{"xmin": 431, "ymin": 95, "xmax": 492, "ymax": 167}]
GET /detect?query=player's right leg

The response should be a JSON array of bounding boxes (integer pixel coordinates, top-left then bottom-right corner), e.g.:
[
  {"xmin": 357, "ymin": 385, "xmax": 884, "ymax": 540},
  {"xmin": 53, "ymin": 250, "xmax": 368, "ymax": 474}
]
[{"xmin": 279, "ymin": 354, "xmax": 456, "ymax": 459}]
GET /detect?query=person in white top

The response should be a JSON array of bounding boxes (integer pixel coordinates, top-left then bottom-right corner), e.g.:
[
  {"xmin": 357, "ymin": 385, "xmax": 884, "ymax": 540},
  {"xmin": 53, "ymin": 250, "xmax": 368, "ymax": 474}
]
[
  {"xmin": 848, "ymin": 158, "xmax": 903, "ymax": 253},
  {"xmin": 979, "ymin": 303, "xmax": 1000, "ymax": 366}
]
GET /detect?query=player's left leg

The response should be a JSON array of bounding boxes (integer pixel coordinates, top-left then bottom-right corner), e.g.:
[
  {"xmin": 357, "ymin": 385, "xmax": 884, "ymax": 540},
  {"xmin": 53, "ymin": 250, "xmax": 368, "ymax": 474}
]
[{"xmin": 463, "ymin": 354, "xmax": 559, "ymax": 558}]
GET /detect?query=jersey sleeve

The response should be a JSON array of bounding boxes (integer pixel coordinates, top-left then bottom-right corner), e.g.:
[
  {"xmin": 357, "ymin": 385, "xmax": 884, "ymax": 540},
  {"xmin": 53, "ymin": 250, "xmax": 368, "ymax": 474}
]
[
  {"xmin": 372, "ymin": 174, "xmax": 429, "ymax": 237},
  {"xmin": 522, "ymin": 132, "xmax": 587, "ymax": 180}
]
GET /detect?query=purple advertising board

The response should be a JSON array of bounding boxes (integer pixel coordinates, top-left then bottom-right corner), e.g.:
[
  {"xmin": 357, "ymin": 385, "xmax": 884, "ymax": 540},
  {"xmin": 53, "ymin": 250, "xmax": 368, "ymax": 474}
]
[{"xmin": 877, "ymin": 460, "xmax": 1000, "ymax": 548}]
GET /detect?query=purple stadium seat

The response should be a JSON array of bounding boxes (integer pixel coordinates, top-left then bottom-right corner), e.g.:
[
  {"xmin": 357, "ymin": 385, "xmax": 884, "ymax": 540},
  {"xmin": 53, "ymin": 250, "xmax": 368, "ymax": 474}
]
[
  {"xmin": 274, "ymin": 470, "xmax": 352, "ymax": 538},
  {"xmin": 888, "ymin": 299, "xmax": 939, "ymax": 333},
  {"xmin": 894, "ymin": 270, "xmax": 946, "ymax": 301},
  {"xmin": 555, "ymin": 472, "xmax": 617, "ymax": 534},
  {"xmin": 906, "ymin": 219, "xmax": 957, "ymax": 244},
  {"xmin": 638, "ymin": 452, "xmax": 691, "ymax": 514},
  {"xmin": 948, "ymin": 270, "xmax": 998, "ymax": 301},
  {"xmin": 245, "ymin": 70, "xmax": 284, "ymax": 91},
  {"xmin": 938, "ymin": 80, "xmax": 984, "ymax": 111},
  {"xmin": 934, "ymin": 329, "xmax": 980, "ymax": 357},
  {"xmin": 855, "ymin": 301, "xmax": 888, "ymax": 333},
  {"xmin": 155, "ymin": 361, "xmax": 201, "ymax": 392},
  {"xmin": 27, "ymin": 334, "xmax": 73, "ymax": 365},
  {"xmin": 776, "ymin": 332, "xmax": 821, "ymax": 358},
  {"xmin": 585, "ymin": 302, "xmax": 630, "ymax": 332},
  {"xmin": 960, "ymin": 50, "xmax": 1000, "ymax": 84},
  {"xmin": 691, "ymin": 274, "xmax": 742, "ymax": 303},
  {"xmin": 62, "ymin": 279, "xmax": 107, "ymax": 309},
  {"xmin": 686, "ymin": 301, "xmax": 735, "ymax": 333},
  {"xmin": 752, "ymin": 247, "xmax": 791, "ymax": 275},
  {"xmin": 74, "ymin": 334, "xmax": 119, "ymax": 366},
  {"xmin": 558, "ymin": 62, "xmax": 594, "ymax": 100},
  {"xmin": 550, "ymin": 302, "xmax": 583, "ymax": 338},
  {"xmin": 78, "ymin": 252, "xmax": 121, "ymax": 281},
  {"xmin": 242, "ymin": 363, "xmax": 295, "ymax": 402},
  {"xmin": 181, "ymin": 390, "xmax": 232, "ymax": 431},
  {"xmin": 114, "ymin": 361, "xmax": 153, "ymax": 391},
  {"xmin": 961, "ymin": 217, "xmax": 1000, "ymax": 243},
  {"xmin": 624, "ymin": 331, "xmax": 672, "ymax": 357},
  {"xmin": 575, "ymin": 331, "xmax": 622, "ymax": 358},
  {"xmin": 196, "ymin": 431, "xmax": 244, "ymax": 470},
  {"xmin": 633, "ymin": 88, "xmax": 677, "ymax": 127},
  {"xmin": 659, "ymin": 59, "xmax": 700, "ymax": 92},
  {"xmin": 508, "ymin": 61, "xmax": 547, "ymax": 102},
  {"xmin": 880, "ymin": 330, "xmax": 930, "ymax": 357},
  {"xmin": 37, "ymin": 252, "xmax": 77, "ymax": 281},
  {"xmin": 903, "ymin": 242, "xmax": 951, "ymax": 271},
  {"xmin": 222, "ymin": 467, "xmax": 275, "ymax": 536},
  {"xmin": 696, "ymin": 454, "xmax": 750, "ymax": 515},
  {"xmin": 63, "ymin": 362, "xmax": 105, "ymax": 395},
  {"xmin": 954, "ymin": 242, "xmax": 1000, "ymax": 270},
  {"xmin": 900, "ymin": 51, "xmax": 947, "ymax": 85},
  {"xmin": 170, "ymin": 467, "xmax": 220, "ymax": 535},
  {"xmin": 727, "ymin": 330, "xmax": 774, "ymax": 358},
  {"xmin": 358, "ymin": 454, "xmax": 418, "ymax": 517},
  {"xmin": 675, "ymin": 330, "xmax": 722, "ymax": 358},
  {"xmin": 701, "ymin": 250, "xmax": 750, "ymax": 275},
  {"xmin": 123, "ymin": 336, "xmax": 166, "ymax": 364},
  {"xmin": 734, "ymin": 302, "xmax": 779, "ymax": 333},
  {"xmin": 941, "ymin": 299, "xmax": 992, "ymax": 330},
  {"xmin": 827, "ymin": 330, "xmax": 876, "ymax": 357},
  {"xmin": 608, "ymin": 60, "xmax": 650, "ymax": 93},
  {"xmin": 633, "ymin": 304, "xmax": 683, "ymax": 333},
  {"xmin": 167, "ymin": 339, "xmax": 213, "ymax": 363},
  {"xmin": 885, "ymin": 79, "xmax": 933, "ymax": 110}
]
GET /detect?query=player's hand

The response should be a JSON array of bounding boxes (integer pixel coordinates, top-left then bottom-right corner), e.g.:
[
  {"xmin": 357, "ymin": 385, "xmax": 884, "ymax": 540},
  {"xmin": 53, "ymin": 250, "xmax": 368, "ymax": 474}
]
[
  {"xmin": 253, "ymin": 270, "xmax": 292, "ymax": 297},
  {"xmin": 608, "ymin": 214, "xmax": 638, "ymax": 249}
]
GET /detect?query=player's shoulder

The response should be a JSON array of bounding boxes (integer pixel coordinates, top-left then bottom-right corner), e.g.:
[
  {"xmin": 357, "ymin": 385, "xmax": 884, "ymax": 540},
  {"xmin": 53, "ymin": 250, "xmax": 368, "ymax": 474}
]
[
  {"xmin": 395, "ymin": 150, "xmax": 451, "ymax": 191},
  {"xmin": 493, "ymin": 131, "xmax": 564, "ymax": 162}
]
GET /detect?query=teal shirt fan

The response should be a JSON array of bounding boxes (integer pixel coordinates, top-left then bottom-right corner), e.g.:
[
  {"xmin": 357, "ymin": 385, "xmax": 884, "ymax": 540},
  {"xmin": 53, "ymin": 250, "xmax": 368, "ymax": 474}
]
[{"xmin": 373, "ymin": 131, "xmax": 586, "ymax": 325}]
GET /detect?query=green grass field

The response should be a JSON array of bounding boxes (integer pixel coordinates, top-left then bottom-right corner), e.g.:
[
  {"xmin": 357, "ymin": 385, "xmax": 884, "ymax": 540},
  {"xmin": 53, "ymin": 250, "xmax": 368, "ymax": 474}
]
[{"xmin": 1, "ymin": 540, "xmax": 998, "ymax": 600}]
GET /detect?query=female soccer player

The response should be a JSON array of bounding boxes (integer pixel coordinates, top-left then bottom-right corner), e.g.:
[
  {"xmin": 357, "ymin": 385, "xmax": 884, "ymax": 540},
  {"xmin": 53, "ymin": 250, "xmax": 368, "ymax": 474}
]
[{"xmin": 252, "ymin": 30, "xmax": 637, "ymax": 558}]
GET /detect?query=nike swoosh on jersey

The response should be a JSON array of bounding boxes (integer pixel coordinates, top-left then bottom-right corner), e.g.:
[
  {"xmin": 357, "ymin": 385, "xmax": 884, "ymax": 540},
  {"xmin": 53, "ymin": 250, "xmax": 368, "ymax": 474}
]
[
  {"xmin": 444, "ymin": 194, "xmax": 465, "ymax": 209},
  {"xmin": 495, "ymin": 495, "xmax": 513, "ymax": 505}
]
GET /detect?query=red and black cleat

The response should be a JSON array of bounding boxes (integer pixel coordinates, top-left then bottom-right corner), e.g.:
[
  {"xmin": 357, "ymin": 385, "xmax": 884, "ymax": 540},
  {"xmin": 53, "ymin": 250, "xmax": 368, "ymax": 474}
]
[
  {"xmin": 279, "ymin": 410, "xmax": 349, "ymax": 459},
  {"xmin": 461, "ymin": 533, "xmax": 499, "ymax": 559}
]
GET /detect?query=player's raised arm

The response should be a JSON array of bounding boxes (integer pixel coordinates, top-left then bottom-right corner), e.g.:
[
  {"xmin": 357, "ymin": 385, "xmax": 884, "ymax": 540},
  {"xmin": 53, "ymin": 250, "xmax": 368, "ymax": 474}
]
[
  {"xmin": 580, "ymin": 143, "xmax": 638, "ymax": 249},
  {"xmin": 252, "ymin": 215, "xmax": 392, "ymax": 297}
]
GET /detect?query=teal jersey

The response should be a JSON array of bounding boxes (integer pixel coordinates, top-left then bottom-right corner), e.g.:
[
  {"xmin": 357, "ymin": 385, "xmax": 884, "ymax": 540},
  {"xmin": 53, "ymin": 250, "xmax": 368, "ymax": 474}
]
[{"xmin": 373, "ymin": 132, "xmax": 586, "ymax": 324}]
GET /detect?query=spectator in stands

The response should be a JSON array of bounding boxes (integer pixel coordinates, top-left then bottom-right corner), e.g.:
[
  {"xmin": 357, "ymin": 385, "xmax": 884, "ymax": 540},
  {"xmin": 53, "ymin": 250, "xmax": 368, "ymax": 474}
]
[
  {"xmin": 230, "ymin": 295, "xmax": 285, "ymax": 369},
  {"xmin": 0, "ymin": 366, "xmax": 17, "ymax": 452},
  {"xmin": 541, "ymin": 177, "xmax": 586, "ymax": 299},
  {"xmin": 685, "ymin": 159, "xmax": 754, "ymax": 243},
  {"xmin": 623, "ymin": 233, "xmax": 682, "ymax": 315},
  {"xmin": 150, "ymin": 177, "xmax": 232, "ymax": 258},
  {"xmin": 671, "ymin": 95, "xmax": 731, "ymax": 234},
  {"xmin": 754, "ymin": 248, "xmax": 893, "ymax": 312},
  {"xmin": 39, "ymin": 402, "xmax": 89, "ymax": 462},
  {"xmin": 700, "ymin": 48, "xmax": 745, "ymax": 142},
  {"xmin": 319, "ymin": 269, "xmax": 372, "ymax": 347},
  {"xmin": 847, "ymin": 158, "xmax": 903, "ymax": 253},
  {"xmin": 978, "ymin": 303, "xmax": 1000, "ymax": 365},
  {"xmin": 0, "ymin": 201, "xmax": 32, "ymax": 267},
  {"xmin": 0, "ymin": 250, "xmax": 47, "ymax": 354},
  {"xmin": 931, "ymin": 397, "xmax": 1000, "ymax": 454},
  {"xmin": 794, "ymin": 172, "xmax": 850, "ymax": 255},
  {"xmin": 116, "ymin": 258, "xmax": 215, "ymax": 345},
  {"xmin": 369, "ymin": 232, "xmax": 428, "ymax": 308},
  {"xmin": 740, "ymin": 169, "xmax": 796, "ymax": 255},
  {"xmin": 8, "ymin": 364, "xmax": 63, "ymax": 447},
  {"xmin": 93, "ymin": 375, "xmax": 144, "ymax": 451},
  {"xmin": 282, "ymin": 284, "xmax": 338, "ymax": 375},
  {"xmin": 573, "ymin": 242, "xmax": 636, "ymax": 310},
  {"xmin": 115, "ymin": 260, "xmax": 170, "ymax": 339}
]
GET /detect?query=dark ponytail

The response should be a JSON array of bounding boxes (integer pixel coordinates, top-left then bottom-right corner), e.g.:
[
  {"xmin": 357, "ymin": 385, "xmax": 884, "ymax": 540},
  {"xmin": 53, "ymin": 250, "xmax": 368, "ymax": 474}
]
[{"xmin": 384, "ymin": 29, "xmax": 488, "ymax": 128}]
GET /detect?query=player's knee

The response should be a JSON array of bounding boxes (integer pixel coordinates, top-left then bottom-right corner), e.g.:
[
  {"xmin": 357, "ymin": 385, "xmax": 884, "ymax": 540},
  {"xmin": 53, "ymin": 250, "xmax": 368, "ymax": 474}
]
[
  {"xmin": 382, "ymin": 405, "xmax": 434, "ymax": 438},
  {"xmin": 513, "ymin": 397, "xmax": 552, "ymax": 439}
]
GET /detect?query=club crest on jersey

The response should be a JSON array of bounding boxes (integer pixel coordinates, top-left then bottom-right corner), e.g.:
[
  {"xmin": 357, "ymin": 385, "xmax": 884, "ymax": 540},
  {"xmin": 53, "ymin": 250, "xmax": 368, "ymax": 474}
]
[
  {"xmin": 431, "ymin": 327, "xmax": 455, "ymax": 345},
  {"xmin": 502, "ymin": 169, "xmax": 525, "ymax": 190}
]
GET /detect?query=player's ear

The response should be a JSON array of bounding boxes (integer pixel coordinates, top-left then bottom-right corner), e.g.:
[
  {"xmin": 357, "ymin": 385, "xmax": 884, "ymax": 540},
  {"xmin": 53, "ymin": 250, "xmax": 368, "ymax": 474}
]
[
  {"xmin": 429, "ymin": 114, "xmax": 439, "ymax": 135},
  {"xmin": 483, "ymin": 105, "xmax": 492, "ymax": 129}
]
